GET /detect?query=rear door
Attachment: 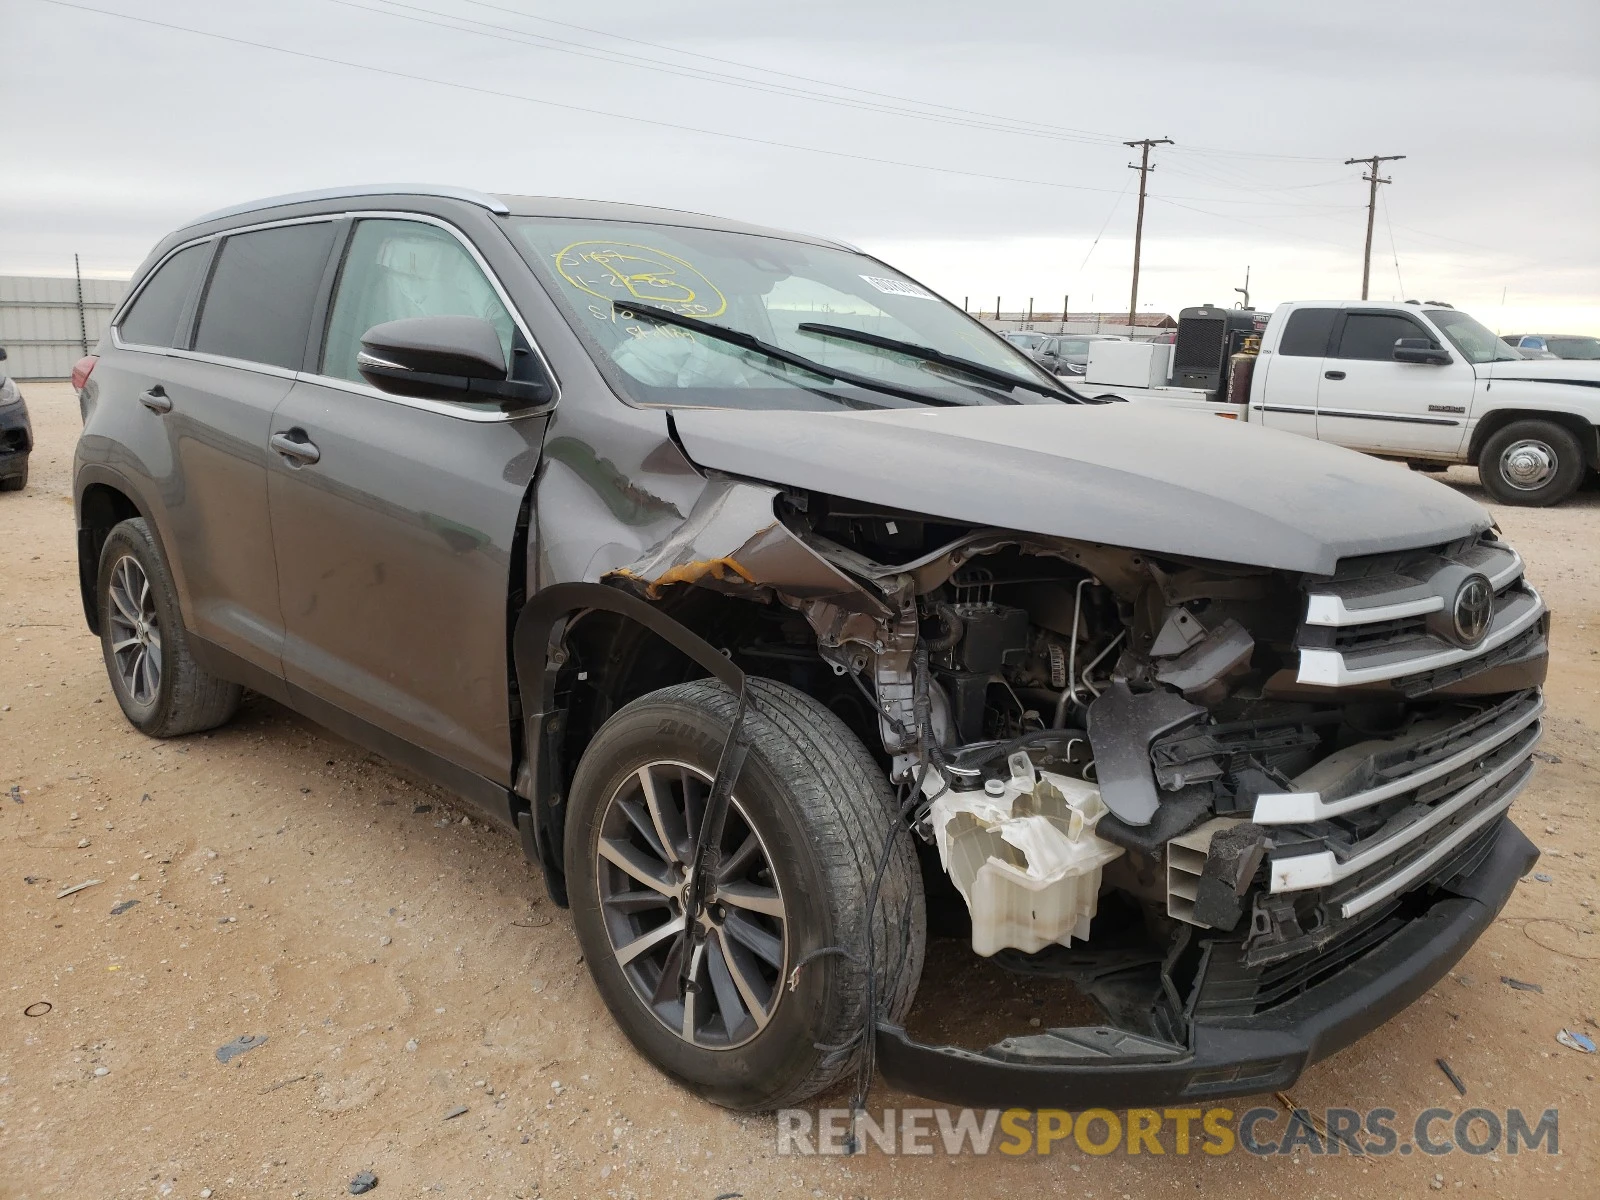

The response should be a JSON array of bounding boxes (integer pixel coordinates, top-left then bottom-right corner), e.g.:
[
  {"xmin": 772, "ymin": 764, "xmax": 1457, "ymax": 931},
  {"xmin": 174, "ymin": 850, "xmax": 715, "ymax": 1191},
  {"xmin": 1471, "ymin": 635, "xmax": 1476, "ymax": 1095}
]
[
  {"xmin": 266, "ymin": 214, "xmax": 552, "ymax": 792},
  {"xmin": 1315, "ymin": 309, "xmax": 1473, "ymax": 456},
  {"xmin": 1252, "ymin": 305, "xmax": 1334, "ymax": 439},
  {"xmin": 99, "ymin": 221, "xmax": 337, "ymax": 681}
]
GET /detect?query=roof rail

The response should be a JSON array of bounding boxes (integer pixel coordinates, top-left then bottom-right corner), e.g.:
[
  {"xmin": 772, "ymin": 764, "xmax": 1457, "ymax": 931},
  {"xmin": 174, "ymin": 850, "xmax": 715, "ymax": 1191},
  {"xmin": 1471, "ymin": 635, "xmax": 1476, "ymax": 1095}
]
[{"xmin": 185, "ymin": 184, "xmax": 510, "ymax": 227}]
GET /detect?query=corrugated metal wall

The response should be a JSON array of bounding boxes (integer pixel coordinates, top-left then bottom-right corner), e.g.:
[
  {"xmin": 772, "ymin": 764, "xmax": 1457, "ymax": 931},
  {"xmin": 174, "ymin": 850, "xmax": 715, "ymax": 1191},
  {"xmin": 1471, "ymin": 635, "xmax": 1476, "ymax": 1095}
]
[{"xmin": 0, "ymin": 275, "xmax": 130, "ymax": 379}]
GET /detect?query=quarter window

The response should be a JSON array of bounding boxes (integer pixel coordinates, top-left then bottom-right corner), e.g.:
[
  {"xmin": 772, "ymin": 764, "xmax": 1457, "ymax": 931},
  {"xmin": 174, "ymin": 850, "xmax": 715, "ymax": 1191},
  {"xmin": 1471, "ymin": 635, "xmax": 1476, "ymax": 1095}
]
[
  {"xmin": 1277, "ymin": 308, "xmax": 1337, "ymax": 357},
  {"xmin": 118, "ymin": 244, "xmax": 207, "ymax": 348},
  {"xmin": 193, "ymin": 222, "xmax": 337, "ymax": 370},
  {"xmin": 1332, "ymin": 312, "xmax": 1434, "ymax": 361},
  {"xmin": 321, "ymin": 219, "xmax": 514, "ymax": 383}
]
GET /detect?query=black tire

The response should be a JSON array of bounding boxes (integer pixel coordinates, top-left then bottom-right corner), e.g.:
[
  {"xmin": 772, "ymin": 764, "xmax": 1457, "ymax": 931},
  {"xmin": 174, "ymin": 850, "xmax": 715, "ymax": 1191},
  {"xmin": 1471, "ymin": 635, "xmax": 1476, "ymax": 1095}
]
[
  {"xmin": 0, "ymin": 461, "xmax": 25, "ymax": 491},
  {"xmin": 565, "ymin": 677, "xmax": 925, "ymax": 1111},
  {"xmin": 96, "ymin": 517, "xmax": 241, "ymax": 736},
  {"xmin": 1478, "ymin": 420, "xmax": 1585, "ymax": 506}
]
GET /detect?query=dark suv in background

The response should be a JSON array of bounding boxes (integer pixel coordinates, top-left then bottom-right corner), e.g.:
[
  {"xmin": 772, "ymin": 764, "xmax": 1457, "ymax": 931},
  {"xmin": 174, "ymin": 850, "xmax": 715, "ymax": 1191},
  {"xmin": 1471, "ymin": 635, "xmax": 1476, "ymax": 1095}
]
[
  {"xmin": 74, "ymin": 185, "xmax": 1544, "ymax": 1113},
  {"xmin": 0, "ymin": 346, "xmax": 31, "ymax": 491}
]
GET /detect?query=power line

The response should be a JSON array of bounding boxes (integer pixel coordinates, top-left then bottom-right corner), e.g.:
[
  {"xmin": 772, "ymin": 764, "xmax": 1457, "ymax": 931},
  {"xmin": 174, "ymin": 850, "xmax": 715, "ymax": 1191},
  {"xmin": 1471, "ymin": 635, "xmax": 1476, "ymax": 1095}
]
[
  {"xmin": 1344, "ymin": 153, "xmax": 1405, "ymax": 299},
  {"xmin": 31, "ymin": 1, "xmax": 1150, "ymax": 201},
  {"xmin": 27, "ymin": 0, "xmax": 1387, "ymax": 223},
  {"xmin": 1125, "ymin": 138, "xmax": 1173, "ymax": 329},
  {"xmin": 444, "ymin": 0, "xmax": 1344, "ymax": 164},
  {"xmin": 1380, "ymin": 188, "xmax": 1405, "ymax": 299},
  {"xmin": 340, "ymin": 0, "xmax": 1127, "ymax": 149},
  {"xmin": 1076, "ymin": 176, "xmax": 1134, "ymax": 273}
]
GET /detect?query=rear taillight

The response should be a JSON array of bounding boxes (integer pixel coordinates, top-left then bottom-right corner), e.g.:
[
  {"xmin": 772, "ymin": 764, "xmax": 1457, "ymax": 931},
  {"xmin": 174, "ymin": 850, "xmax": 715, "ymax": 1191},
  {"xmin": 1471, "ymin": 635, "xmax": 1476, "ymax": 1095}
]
[{"xmin": 71, "ymin": 355, "xmax": 98, "ymax": 391}]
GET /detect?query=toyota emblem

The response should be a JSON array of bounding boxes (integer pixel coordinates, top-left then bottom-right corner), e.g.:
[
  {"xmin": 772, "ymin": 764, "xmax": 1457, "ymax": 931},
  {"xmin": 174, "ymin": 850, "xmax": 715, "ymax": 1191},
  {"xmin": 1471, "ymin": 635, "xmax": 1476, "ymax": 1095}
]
[{"xmin": 1451, "ymin": 574, "xmax": 1494, "ymax": 647}]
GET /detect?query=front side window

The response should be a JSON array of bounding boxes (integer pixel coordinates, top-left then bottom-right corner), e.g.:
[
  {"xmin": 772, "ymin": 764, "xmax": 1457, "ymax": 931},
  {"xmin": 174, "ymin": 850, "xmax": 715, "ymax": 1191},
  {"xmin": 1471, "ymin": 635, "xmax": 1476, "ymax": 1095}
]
[
  {"xmin": 321, "ymin": 219, "xmax": 515, "ymax": 384},
  {"xmin": 1277, "ymin": 307, "xmax": 1337, "ymax": 357},
  {"xmin": 193, "ymin": 222, "xmax": 337, "ymax": 370},
  {"xmin": 1332, "ymin": 312, "xmax": 1434, "ymax": 361},
  {"xmin": 119, "ymin": 243, "xmax": 207, "ymax": 348},
  {"xmin": 1424, "ymin": 309, "xmax": 1521, "ymax": 364},
  {"xmin": 508, "ymin": 216, "xmax": 1057, "ymax": 410}
]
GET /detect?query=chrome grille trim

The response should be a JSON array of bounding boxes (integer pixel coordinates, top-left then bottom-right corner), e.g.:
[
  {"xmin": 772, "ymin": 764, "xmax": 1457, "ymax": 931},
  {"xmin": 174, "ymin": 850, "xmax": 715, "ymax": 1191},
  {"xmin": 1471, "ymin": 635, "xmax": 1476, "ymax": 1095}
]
[
  {"xmin": 1267, "ymin": 752, "xmax": 1534, "ymax": 900},
  {"xmin": 1251, "ymin": 693, "xmax": 1544, "ymax": 824},
  {"xmin": 1297, "ymin": 585, "xmax": 1542, "ymax": 687}
]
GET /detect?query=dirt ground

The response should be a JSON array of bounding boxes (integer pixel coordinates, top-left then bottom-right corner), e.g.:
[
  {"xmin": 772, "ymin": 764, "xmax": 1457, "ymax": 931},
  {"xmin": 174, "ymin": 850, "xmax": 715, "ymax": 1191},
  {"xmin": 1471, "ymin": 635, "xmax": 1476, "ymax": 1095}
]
[{"xmin": 2, "ymin": 380, "xmax": 1596, "ymax": 1198}]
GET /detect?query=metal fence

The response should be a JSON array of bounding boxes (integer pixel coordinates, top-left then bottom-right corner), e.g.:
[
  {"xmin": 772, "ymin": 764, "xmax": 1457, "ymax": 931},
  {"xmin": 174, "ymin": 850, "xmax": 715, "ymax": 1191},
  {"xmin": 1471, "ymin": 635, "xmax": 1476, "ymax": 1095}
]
[{"xmin": 0, "ymin": 273, "xmax": 130, "ymax": 379}]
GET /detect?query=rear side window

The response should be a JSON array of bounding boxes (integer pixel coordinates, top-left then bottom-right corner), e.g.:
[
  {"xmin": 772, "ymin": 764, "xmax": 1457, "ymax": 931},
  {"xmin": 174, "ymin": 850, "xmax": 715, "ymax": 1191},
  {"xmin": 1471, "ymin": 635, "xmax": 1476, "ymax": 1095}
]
[
  {"xmin": 118, "ymin": 244, "xmax": 207, "ymax": 348},
  {"xmin": 320, "ymin": 218, "xmax": 513, "ymax": 383},
  {"xmin": 1276, "ymin": 307, "xmax": 1337, "ymax": 357},
  {"xmin": 1332, "ymin": 312, "xmax": 1434, "ymax": 361},
  {"xmin": 193, "ymin": 222, "xmax": 337, "ymax": 370}
]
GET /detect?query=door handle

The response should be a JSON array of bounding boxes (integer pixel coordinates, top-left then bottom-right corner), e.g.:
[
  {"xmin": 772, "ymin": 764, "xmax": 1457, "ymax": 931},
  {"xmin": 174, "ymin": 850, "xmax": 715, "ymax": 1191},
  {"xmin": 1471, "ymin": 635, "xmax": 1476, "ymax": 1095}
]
[
  {"xmin": 269, "ymin": 430, "xmax": 321, "ymax": 465},
  {"xmin": 1324, "ymin": 370, "xmax": 1346, "ymax": 380},
  {"xmin": 138, "ymin": 386, "xmax": 173, "ymax": 413}
]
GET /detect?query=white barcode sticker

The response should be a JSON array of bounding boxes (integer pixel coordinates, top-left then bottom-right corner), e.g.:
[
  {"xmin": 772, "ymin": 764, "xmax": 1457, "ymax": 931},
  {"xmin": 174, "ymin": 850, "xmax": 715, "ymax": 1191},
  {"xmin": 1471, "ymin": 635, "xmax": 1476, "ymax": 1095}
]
[{"xmin": 859, "ymin": 274, "xmax": 937, "ymax": 300}]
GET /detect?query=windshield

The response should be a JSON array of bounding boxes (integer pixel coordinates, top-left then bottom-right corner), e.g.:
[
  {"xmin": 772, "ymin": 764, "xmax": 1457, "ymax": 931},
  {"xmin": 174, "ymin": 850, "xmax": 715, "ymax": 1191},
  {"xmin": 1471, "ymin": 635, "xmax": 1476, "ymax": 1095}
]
[
  {"xmin": 1546, "ymin": 335, "xmax": 1600, "ymax": 360},
  {"xmin": 1425, "ymin": 308, "xmax": 1522, "ymax": 364},
  {"xmin": 509, "ymin": 217, "xmax": 1058, "ymax": 409}
]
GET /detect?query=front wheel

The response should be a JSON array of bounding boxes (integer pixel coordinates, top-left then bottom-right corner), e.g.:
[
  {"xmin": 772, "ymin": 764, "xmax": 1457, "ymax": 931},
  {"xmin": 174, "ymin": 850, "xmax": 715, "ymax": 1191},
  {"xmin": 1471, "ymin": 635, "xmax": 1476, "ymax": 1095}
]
[
  {"xmin": 1478, "ymin": 420, "xmax": 1585, "ymax": 506},
  {"xmin": 565, "ymin": 678, "xmax": 925, "ymax": 1110}
]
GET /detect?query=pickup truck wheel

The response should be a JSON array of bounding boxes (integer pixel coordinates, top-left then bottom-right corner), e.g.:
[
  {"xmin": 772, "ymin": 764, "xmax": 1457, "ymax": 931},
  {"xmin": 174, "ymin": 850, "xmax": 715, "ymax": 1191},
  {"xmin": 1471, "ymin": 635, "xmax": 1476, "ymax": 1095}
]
[
  {"xmin": 1479, "ymin": 421, "xmax": 1585, "ymax": 506},
  {"xmin": 96, "ymin": 518, "xmax": 242, "ymax": 736},
  {"xmin": 565, "ymin": 677, "xmax": 925, "ymax": 1111},
  {"xmin": 0, "ymin": 461, "xmax": 26, "ymax": 491}
]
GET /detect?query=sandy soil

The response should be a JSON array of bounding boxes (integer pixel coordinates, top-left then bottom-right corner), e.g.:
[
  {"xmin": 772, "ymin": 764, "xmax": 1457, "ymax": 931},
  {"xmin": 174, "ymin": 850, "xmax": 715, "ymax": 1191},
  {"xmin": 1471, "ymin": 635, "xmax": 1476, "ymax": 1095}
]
[{"xmin": 2, "ymin": 380, "xmax": 1596, "ymax": 1198}]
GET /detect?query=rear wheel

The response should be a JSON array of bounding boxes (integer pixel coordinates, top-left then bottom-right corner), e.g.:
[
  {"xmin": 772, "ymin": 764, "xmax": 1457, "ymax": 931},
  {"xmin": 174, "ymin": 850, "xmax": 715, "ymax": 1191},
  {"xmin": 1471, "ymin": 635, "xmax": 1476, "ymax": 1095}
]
[
  {"xmin": 1478, "ymin": 420, "xmax": 1585, "ymax": 506},
  {"xmin": 0, "ymin": 461, "xmax": 25, "ymax": 491},
  {"xmin": 565, "ymin": 677, "xmax": 925, "ymax": 1110},
  {"xmin": 97, "ymin": 518, "xmax": 241, "ymax": 736}
]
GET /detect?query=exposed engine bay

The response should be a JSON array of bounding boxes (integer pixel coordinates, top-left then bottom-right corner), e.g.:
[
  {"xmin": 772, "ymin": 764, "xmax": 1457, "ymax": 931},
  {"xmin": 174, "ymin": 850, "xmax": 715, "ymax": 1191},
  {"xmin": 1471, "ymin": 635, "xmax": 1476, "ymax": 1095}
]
[{"xmin": 603, "ymin": 474, "xmax": 1548, "ymax": 1054}]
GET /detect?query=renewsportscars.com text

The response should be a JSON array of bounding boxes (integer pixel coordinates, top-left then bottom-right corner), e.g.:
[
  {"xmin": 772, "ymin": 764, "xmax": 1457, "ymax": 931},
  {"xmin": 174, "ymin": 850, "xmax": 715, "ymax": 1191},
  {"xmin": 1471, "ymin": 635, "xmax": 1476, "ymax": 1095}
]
[{"xmin": 776, "ymin": 1106, "xmax": 1559, "ymax": 1157}]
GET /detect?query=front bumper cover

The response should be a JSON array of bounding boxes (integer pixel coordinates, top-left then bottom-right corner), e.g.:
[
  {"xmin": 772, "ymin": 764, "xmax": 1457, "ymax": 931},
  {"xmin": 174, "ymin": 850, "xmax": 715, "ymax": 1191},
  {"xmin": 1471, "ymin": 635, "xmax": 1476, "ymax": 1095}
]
[{"xmin": 875, "ymin": 818, "xmax": 1538, "ymax": 1109}]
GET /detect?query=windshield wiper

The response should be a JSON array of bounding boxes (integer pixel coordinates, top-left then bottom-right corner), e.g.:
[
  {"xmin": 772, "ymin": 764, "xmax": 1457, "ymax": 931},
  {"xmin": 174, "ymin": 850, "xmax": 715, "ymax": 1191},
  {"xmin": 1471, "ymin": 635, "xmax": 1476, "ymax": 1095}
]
[
  {"xmin": 611, "ymin": 301, "xmax": 965, "ymax": 408},
  {"xmin": 796, "ymin": 322, "xmax": 1084, "ymax": 403}
]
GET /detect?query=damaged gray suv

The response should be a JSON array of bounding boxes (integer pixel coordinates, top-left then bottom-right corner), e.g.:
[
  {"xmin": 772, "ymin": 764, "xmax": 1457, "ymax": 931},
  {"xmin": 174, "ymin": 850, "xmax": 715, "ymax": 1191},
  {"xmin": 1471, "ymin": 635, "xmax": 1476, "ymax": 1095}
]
[{"xmin": 74, "ymin": 185, "xmax": 1547, "ymax": 1112}]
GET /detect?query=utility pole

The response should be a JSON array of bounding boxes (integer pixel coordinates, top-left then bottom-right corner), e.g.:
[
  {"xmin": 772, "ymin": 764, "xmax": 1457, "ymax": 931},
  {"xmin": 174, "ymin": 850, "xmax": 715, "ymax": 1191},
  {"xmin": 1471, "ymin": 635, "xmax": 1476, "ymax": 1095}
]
[
  {"xmin": 1344, "ymin": 154, "xmax": 1405, "ymax": 300},
  {"xmin": 74, "ymin": 253, "xmax": 89, "ymax": 356},
  {"xmin": 1124, "ymin": 138, "xmax": 1172, "ymax": 333},
  {"xmin": 1060, "ymin": 293, "xmax": 1068, "ymax": 334}
]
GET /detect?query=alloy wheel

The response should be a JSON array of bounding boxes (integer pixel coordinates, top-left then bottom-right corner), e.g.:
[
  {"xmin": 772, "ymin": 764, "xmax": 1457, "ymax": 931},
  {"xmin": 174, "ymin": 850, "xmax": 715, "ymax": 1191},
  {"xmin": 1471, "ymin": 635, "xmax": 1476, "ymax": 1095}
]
[
  {"xmin": 107, "ymin": 554, "xmax": 162, "ymax": 705},
  {"xmin": 595, "ymin": 760, "xmax": 788, "ymax": 1050}
]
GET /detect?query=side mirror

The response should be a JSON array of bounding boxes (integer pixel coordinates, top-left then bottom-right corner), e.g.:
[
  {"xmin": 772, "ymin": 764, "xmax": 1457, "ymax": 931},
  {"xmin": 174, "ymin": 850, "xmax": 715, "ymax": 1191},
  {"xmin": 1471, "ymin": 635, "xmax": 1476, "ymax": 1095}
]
[
  {"xmin": 0, "ymin": 346, "xmax": 8, "ymax": 362},
  {"xmin": 1393, "ymin": 338, "xmax": 1451, "ymax": 365},
  {"xmin": 357, "ymin": 316, "xmax": 552, "ymax": 406}
]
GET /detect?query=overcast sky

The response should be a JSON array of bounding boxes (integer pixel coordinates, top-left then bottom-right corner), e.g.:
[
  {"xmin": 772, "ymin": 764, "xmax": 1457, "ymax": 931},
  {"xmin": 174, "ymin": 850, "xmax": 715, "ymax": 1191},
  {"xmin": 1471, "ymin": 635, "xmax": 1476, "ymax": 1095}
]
[{"xmin": 4, "ymin": 0, "xmax": 1597, "ymax": 330}]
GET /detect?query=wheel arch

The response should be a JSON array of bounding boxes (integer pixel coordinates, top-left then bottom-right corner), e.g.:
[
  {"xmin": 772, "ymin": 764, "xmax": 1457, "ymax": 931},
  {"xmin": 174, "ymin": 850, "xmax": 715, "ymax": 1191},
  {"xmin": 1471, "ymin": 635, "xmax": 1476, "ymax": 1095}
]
[
  {"xmin": 512, "ymin": 582, "xmax": 749, "ymax": 907},
  {"xmin": 76, "ymin": 474, "xmax": 147, "ymax": 635},
  {"xmin": 1467, "ymin": 408, "xmax": 1599, "ymax": 471}
]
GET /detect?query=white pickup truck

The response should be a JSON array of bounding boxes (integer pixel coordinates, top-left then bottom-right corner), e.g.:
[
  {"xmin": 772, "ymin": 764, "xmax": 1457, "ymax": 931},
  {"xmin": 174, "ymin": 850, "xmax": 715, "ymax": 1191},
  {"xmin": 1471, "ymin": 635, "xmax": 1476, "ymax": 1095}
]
[{"xmin": 1077, "ymin": 300, "xmax": 1600, "ymax": 506}]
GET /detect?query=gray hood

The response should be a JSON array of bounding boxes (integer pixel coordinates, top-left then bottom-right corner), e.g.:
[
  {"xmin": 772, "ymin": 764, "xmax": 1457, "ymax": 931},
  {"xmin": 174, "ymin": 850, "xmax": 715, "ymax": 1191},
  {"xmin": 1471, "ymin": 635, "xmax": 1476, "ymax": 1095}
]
[{"xmin": 669, "ymin": 404, "xmax": 1490, "ymax": 576}]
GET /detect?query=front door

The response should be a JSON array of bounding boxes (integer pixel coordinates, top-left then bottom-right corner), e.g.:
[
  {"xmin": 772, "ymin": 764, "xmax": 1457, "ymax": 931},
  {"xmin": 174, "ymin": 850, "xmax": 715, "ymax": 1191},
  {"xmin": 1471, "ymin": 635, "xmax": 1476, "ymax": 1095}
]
[
  {"xmin": 266, "ymin": 215, "xmax": 550, "ymax": 789},
  {"xmin": 1314, "ymin": 309, "xmax": 1473, "ymax": 457}
]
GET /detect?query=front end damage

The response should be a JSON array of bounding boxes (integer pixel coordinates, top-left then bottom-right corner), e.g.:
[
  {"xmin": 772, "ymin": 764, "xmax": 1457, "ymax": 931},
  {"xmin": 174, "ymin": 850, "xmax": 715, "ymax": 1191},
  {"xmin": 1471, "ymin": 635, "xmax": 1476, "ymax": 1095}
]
[{"xmin": 600, "ymin": 475, "xmax": 1547, "ymax": 1107}]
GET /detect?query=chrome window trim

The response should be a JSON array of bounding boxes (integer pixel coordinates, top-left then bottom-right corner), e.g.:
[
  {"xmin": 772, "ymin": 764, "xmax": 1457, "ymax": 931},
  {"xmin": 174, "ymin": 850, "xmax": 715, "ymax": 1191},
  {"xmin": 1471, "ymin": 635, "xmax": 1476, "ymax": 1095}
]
[
  {"xmin": 109, "ymin": 209, "xmax": 559, "ymax": 424},
  {"xmin": 309, "ymin": 208, "xmax": 559, "ymax": 422},
  {"xmin": 1267, "ymin": 751, "xmax": 1535, "ymax": 905},
  {"xmin": 186, "ymin": 184, "xmax": 510, "ymax": 227},
  {"xmin": 1296, "ymin": 585, "xmax": 1543, "ymax": 687},
  {"xmin": 1251, "ymin": 695, "xmax": 1543, "ymax": 825}
]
